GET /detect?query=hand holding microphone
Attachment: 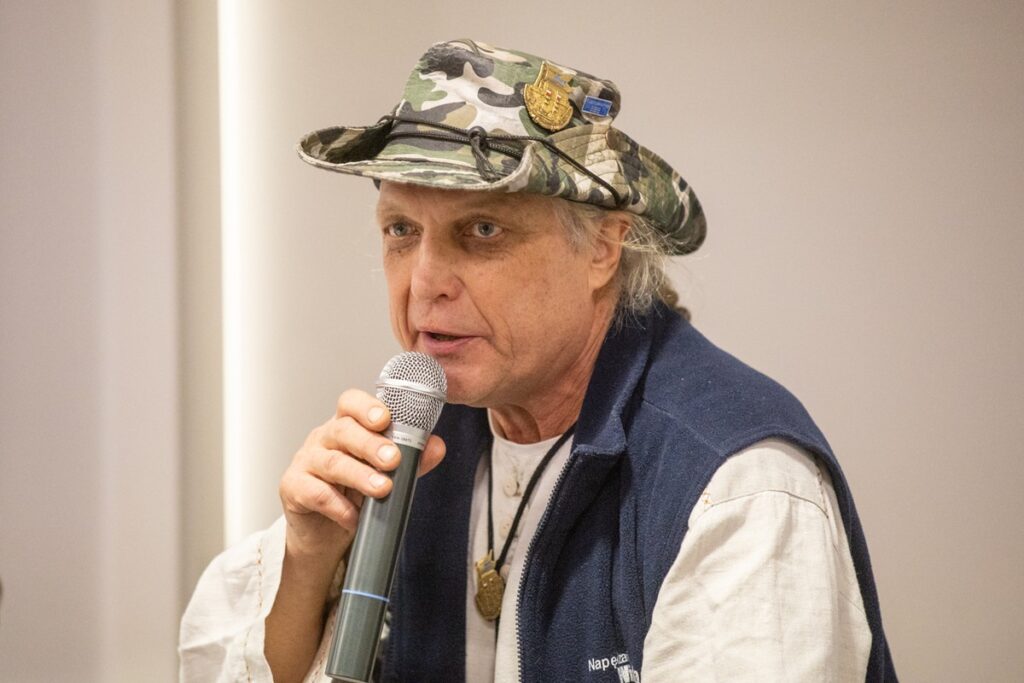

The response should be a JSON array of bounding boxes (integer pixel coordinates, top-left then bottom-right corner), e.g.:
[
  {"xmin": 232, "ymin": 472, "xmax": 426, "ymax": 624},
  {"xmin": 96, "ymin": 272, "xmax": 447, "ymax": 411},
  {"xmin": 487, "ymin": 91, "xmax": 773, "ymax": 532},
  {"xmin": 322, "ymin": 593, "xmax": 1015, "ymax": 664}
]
[
  {"xmin": 325, "ymin": 352, "xmax": 447, "ymax": 682},
  {"xmin": 268, "ymin": 353, "xmax": 446, "ymax": 683}
]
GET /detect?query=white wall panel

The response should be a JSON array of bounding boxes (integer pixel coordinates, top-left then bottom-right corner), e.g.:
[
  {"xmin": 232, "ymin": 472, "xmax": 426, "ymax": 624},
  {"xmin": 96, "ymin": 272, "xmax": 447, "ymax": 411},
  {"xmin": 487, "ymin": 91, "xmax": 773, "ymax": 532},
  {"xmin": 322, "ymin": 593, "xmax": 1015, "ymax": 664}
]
[{"xmin": 1, "ymin": 0, "xmax": 180, "ymax": 680}]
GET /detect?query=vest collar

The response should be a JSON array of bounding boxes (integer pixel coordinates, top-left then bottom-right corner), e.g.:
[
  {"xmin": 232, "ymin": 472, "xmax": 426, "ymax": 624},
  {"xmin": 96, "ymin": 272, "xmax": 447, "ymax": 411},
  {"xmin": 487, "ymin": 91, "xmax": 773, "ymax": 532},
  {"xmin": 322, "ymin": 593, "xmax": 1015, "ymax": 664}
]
[{"xmin": 572, "ymin": 304, "xmax": 662, "ymax": 458}]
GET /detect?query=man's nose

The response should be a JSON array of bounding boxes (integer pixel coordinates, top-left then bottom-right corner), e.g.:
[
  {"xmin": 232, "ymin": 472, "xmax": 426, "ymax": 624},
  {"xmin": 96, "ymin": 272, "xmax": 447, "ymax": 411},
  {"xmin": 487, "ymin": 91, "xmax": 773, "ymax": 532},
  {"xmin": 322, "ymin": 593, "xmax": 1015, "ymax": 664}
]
[{"xmin": 409, "ymin": 233, "xmax": 461, "ymax": 302}]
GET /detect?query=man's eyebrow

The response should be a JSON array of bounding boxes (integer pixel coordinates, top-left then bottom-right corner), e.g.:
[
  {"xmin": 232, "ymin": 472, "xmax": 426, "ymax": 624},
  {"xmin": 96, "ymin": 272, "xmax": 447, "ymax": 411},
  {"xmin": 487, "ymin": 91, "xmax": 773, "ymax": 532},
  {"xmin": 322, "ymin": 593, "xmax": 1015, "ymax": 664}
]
[{"xmin": 374, "ymin": 203, "xmax": 411, "ymax": 222}]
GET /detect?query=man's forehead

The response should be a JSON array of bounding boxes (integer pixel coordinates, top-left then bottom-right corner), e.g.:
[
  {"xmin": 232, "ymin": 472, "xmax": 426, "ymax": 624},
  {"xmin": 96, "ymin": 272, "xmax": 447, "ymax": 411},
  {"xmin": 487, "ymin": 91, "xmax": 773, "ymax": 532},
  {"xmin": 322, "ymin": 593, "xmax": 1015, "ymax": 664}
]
[{"xmin": 375, "ymin": 182, "xmax": 548, "ymax": 216}]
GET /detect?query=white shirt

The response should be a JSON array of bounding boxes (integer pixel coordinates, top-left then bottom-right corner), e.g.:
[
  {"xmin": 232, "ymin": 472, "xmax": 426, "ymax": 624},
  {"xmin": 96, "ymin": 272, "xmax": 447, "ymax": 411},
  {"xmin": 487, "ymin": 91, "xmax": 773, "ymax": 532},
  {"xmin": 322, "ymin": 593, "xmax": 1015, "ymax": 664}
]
[
  {"xmin": 464, "ymin": 418, "xmax": 576, "ymax": 683},
  {"xmin": 179, "ymin": 436, "xmax": 871, "ymax": 682}
]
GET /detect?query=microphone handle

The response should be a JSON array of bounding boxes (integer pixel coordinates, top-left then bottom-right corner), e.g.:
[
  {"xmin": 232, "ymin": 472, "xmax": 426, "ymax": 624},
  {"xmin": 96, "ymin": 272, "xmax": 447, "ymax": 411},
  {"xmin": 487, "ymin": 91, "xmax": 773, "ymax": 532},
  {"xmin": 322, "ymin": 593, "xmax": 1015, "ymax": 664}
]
[{"xmin": 325, "ymin": 425, "xmax": 426, "ymax": 682}]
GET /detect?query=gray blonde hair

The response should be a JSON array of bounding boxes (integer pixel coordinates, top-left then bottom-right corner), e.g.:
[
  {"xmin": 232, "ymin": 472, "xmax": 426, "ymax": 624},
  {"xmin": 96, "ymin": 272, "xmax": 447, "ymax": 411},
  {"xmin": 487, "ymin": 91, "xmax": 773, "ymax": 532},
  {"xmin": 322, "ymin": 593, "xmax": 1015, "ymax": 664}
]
[{"xmin": 555, "ymin": 200, "xmax": 691, "ymax": 321}]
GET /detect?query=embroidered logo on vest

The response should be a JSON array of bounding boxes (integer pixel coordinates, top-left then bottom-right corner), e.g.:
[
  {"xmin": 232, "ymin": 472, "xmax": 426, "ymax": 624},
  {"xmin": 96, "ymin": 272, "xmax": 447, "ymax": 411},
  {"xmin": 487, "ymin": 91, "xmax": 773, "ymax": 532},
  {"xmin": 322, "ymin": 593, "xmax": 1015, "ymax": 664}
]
[{"xmin": 587, "ymin": 652, "xmax": 640, "ymax": 681}]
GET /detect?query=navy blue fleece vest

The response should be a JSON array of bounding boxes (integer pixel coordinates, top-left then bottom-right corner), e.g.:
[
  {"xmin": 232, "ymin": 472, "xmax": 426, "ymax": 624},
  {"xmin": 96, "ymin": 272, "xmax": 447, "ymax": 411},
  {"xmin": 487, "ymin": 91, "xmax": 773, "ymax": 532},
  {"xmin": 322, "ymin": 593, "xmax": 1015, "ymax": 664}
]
[{"xmin": 381, "ymin": 304, "xmax": 896, "ymax": 681}]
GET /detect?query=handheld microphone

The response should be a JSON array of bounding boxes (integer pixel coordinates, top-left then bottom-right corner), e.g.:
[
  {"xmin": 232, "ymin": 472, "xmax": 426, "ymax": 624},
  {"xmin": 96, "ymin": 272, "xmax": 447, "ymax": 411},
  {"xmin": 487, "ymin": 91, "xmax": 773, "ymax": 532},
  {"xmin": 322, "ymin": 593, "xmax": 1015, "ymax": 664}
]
[{"xmin": 325, "ymin": 352, "xmax": 447, "ymax": 682}]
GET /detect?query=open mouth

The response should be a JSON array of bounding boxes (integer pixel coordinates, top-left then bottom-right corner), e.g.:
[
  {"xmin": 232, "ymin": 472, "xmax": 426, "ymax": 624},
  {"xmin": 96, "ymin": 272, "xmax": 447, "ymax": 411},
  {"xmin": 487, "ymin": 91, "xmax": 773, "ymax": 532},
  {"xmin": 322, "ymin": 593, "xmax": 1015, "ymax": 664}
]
[{"xmin": 427, "ymin": 332, "xmax": 461, "ymax": 342}]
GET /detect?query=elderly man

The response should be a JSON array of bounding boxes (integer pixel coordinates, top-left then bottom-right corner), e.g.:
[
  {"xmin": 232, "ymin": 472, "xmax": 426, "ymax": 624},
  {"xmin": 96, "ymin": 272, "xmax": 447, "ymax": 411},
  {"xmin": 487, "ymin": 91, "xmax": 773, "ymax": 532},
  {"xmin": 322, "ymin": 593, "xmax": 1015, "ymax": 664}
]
[{"xmin": 181, "ymin": 39, "xmax": 896, "ymax": 682}]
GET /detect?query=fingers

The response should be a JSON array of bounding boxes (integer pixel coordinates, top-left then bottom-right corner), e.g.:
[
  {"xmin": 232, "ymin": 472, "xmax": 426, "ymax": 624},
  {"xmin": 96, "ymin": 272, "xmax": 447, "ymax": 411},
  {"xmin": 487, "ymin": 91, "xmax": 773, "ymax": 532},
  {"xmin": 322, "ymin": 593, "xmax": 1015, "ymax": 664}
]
[
  {"xmin": 306, "ymin": 446, "xmax": 395, "ymax": 497},
  {"xmin": 283, "ymin": 435, "xmax": 439, "ymax": 532},
  {"xmin": 281, "ymin": 389, "xmax": 447, "ymax": 541},
  {"xmin": 300, "ymin": 432, "xmax": 446, "ymax": 505},
  {"xmin": 321, "ymin": 416, "xmax": 401, "ymax": 472},
  {"xmin": 280, "ymin": 469, "xmax": 361, "ymax": 531},
  {"xmin": 336, "ymin": 388, "xmax": 391, "ymax": 431}
]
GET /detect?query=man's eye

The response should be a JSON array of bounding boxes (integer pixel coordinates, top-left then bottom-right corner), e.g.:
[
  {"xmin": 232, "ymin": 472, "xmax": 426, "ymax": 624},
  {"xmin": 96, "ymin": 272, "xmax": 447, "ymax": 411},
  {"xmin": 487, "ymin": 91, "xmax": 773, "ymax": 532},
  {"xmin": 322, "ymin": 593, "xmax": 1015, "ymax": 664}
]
[
  {"xmin": 386, "ymin": 223, "xmax": 411, "ymax": 238},
  {"xmin": 471, "ymin": 222, "xmax": 502, "ymax": 239}
]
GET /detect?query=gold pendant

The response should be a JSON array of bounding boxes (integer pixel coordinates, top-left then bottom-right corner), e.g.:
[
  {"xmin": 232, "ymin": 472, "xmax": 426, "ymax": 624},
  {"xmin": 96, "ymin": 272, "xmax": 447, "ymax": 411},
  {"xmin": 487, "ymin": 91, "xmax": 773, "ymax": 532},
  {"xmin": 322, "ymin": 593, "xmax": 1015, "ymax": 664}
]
[
  {"xmin": 524, "ymin": 61, "xmax": 574, "ymax": 132},
  {"xmin": 474, "ymin": 549, "xmax": 505, "ymax": 621}
]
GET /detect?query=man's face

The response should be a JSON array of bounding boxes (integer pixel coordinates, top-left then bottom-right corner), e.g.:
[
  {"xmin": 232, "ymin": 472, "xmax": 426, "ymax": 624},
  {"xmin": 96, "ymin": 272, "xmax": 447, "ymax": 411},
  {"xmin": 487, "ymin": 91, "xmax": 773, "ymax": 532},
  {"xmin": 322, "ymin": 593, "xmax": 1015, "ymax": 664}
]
[{"xmin": 376, "ymin": 182, "xmax": 608, "ymax": 409}]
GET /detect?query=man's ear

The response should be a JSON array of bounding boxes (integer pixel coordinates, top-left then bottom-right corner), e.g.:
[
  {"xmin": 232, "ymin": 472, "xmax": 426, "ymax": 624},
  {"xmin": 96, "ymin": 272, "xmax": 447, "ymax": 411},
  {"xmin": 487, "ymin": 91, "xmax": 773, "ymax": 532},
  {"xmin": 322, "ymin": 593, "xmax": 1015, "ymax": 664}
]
[{"xmin": 589, "ymin": 212, "xmax": 631, "ymax": 292}]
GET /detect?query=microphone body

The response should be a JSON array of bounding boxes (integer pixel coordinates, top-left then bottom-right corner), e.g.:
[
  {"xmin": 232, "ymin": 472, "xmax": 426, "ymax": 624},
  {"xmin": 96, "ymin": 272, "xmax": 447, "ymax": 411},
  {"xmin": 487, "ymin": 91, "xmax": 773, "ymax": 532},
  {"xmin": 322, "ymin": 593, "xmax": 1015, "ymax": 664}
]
[{"xmin": 325, "ymin": 353, "xmax": 446, "ymax": 682}]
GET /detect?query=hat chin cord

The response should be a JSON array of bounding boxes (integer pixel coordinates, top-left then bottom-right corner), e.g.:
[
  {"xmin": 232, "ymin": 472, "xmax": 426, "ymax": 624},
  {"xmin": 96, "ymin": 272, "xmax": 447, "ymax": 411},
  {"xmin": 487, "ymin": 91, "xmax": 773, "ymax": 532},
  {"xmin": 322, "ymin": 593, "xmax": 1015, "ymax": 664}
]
[{"xmin": 377, "ymin": 114, "xmax": 625, "ymax": 207}]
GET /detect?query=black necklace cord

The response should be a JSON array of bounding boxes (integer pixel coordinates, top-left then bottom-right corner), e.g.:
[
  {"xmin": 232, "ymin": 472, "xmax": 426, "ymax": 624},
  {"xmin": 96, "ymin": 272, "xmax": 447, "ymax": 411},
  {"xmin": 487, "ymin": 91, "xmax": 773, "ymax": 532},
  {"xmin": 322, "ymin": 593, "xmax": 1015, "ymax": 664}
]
[
  {"xmin": 486, "ymin": 423, "xmax": 578, "ymax": 573},
  {"xmin": 377, "ymin": 114, "xmax": 625, "ymax": 208}
]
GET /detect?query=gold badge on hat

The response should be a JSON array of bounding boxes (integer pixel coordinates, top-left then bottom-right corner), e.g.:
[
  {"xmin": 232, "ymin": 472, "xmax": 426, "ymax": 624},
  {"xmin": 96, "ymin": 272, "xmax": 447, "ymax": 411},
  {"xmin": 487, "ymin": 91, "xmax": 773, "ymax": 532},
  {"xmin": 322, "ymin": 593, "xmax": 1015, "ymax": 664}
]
[{"xmin": 524, "ymin": 61, "xmax": 574, "ymax": 132}]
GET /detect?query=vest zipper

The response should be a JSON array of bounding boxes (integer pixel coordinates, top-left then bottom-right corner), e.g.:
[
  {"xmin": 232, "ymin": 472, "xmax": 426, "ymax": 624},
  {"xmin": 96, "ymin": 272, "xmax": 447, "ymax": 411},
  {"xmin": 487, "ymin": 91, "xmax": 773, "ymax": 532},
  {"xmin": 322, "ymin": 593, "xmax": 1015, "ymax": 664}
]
[{"xmin": 513, "ymin": 451, "xmax": 576, "ymax": 683}]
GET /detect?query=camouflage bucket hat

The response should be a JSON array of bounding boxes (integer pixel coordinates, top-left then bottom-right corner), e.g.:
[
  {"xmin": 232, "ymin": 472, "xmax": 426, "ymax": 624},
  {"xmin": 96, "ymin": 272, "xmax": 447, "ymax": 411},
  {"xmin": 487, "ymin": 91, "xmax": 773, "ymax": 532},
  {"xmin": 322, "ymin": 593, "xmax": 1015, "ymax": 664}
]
[{"xmin": 298, "ymin": 39, "xmax": 706, "ymax": 255}]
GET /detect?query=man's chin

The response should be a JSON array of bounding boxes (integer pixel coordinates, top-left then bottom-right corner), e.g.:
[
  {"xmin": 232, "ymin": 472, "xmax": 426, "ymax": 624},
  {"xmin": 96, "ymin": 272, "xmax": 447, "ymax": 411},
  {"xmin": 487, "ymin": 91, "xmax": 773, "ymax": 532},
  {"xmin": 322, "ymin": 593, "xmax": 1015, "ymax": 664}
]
[
  {"xmin": 440, "ymin": 384, "xmax": 484, "ymax": 409},
  {"xmin": 436, "ymin": 369, "xmax": 491, "ymax": 409}
]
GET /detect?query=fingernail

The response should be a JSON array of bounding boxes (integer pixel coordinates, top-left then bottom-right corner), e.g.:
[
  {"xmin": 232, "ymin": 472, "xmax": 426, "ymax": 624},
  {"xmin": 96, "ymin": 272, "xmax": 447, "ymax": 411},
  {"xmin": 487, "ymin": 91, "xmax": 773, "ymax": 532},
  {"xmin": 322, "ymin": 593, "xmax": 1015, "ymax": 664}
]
[
  {"xmin": 378, "ymin": 444, "xmax": 398, "ymax": 463},
  {"xmin": 368, "ymin": 406, "xmax": 384, "ymax": 423},
  {"xmin": 370, "ymin": 473, "xmax": 388, "ymax": 488}
]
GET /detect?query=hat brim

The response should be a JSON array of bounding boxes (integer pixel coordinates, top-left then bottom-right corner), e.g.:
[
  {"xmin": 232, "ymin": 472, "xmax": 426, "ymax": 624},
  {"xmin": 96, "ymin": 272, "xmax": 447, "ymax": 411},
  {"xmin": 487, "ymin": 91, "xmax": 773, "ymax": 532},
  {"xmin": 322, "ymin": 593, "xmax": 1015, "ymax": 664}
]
[
  {"xmin": 297, "ymin": 120, "xmax": 706, "ymax": 255},
  {"xmin": 297, "ymin": 121, "xmax": 528, "ymax": 192}
]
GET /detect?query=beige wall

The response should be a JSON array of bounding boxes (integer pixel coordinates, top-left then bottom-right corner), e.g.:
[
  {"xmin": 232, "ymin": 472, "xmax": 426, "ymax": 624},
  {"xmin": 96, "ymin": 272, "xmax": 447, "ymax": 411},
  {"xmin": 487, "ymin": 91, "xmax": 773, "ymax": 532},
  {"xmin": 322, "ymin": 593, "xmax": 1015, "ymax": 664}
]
[
  {"xmin": 1, "ymin": 0, "xmax": 180, "ymax": 681},
  {"xmin": 2, "ymin": 1, "xmax": 1021, "ymax": 681}
]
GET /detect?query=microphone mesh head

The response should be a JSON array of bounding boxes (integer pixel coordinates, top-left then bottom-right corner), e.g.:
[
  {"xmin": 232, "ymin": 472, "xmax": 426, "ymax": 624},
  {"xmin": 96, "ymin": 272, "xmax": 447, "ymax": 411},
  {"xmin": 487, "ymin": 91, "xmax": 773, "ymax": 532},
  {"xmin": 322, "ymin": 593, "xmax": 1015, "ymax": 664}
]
[{"xmin": 377, "ymin": 352, "xmax": 447, "ymax": 432}]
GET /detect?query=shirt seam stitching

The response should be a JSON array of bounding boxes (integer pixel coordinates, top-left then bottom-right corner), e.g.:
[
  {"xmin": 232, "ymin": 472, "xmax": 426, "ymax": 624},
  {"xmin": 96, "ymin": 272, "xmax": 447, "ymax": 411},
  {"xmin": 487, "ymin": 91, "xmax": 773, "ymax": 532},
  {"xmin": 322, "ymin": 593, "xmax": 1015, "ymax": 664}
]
[
  {"xmin": 692, "ymin": 488, "xmax": 829, "ymax": 523},
  {"xmin": 241, "ymin": 535, "xmax": 264, "ymax": 683}
]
